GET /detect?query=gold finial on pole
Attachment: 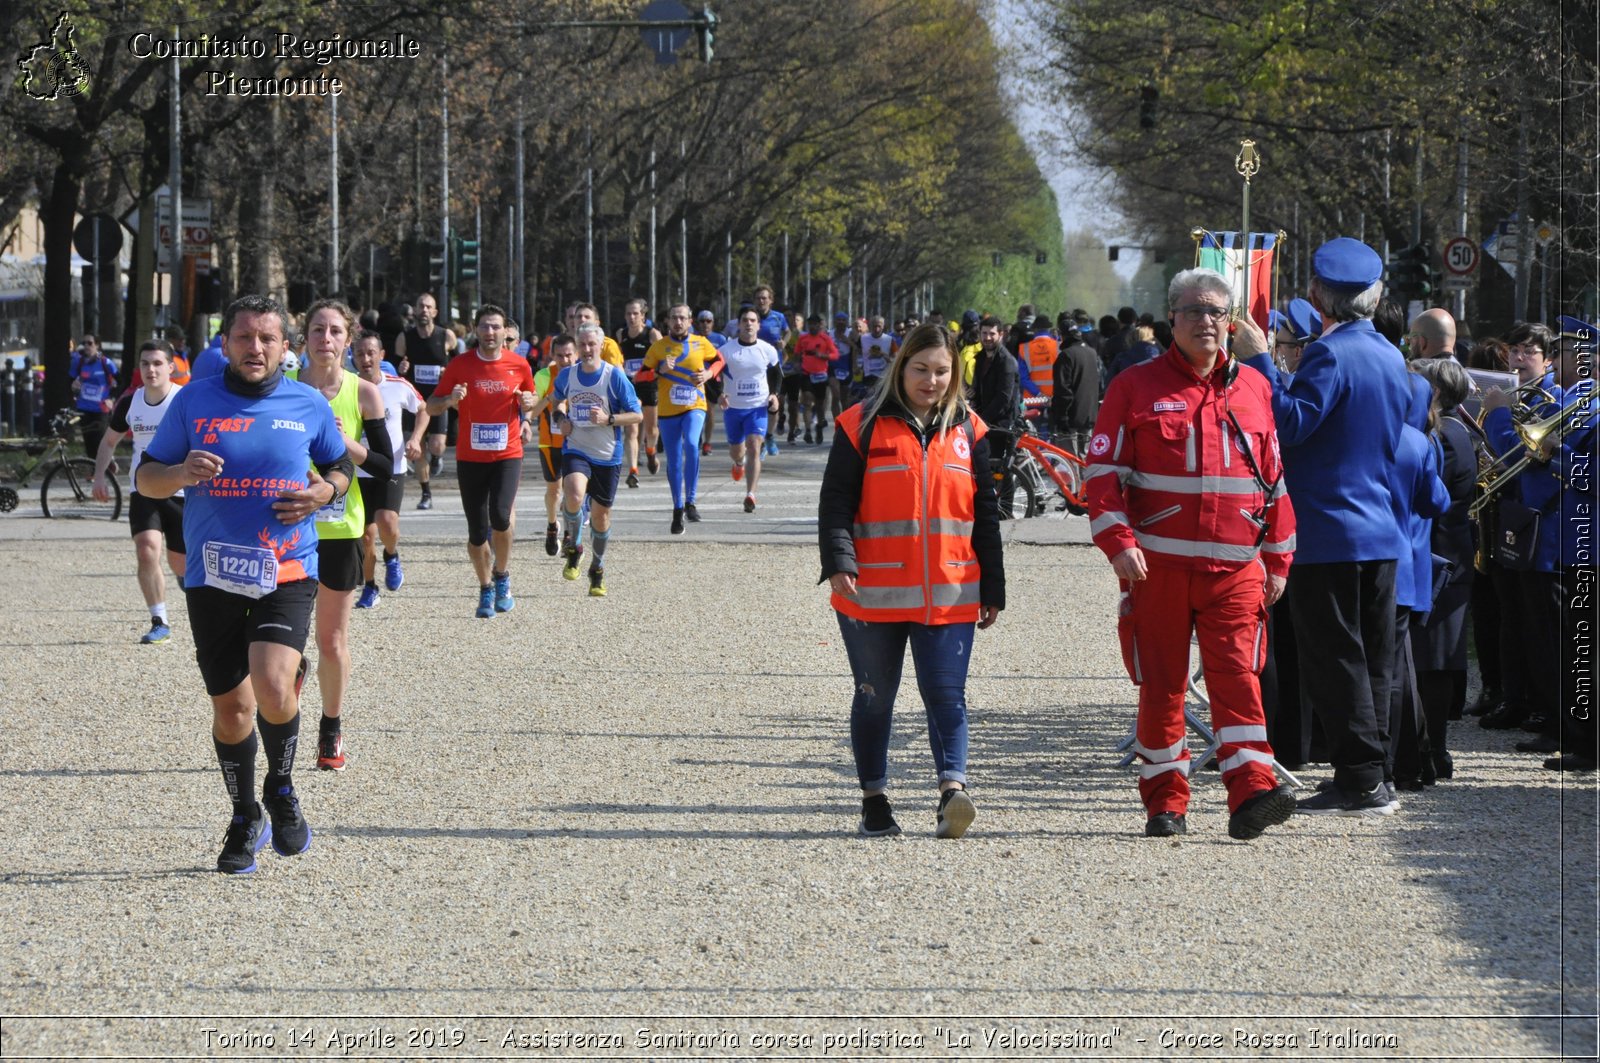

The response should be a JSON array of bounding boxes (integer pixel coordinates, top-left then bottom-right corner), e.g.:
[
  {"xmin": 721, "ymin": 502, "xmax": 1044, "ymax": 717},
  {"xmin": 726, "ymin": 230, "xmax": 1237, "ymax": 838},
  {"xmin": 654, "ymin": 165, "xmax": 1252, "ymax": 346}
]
[{"xmin": 1236, "ymin": 139, "xmax": 1260, "ymax": 324}]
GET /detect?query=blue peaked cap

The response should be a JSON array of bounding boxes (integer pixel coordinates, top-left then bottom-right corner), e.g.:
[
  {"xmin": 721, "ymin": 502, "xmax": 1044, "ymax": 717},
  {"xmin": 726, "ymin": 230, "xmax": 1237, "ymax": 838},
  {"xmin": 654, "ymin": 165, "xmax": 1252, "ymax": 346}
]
[
  {"xmin": 1286, "ymin": 298, "xmax": 1323, "ymax": 341},
  {"xmin": 1312, "ymin": 237, "xmax": 1383, "ymax": 291}
]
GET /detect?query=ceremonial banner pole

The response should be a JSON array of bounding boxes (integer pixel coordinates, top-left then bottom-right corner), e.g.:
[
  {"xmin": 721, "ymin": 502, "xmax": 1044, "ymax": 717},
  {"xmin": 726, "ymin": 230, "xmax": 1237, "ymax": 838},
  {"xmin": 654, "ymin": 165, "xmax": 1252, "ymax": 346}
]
[{"xmin": 1236, "ymin": 139, "xmax": 1260, "ymax": 318}]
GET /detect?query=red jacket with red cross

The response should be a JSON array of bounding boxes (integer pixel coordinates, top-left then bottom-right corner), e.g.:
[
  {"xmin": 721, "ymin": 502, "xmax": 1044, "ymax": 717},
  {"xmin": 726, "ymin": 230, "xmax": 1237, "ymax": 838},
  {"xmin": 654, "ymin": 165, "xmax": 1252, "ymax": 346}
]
[{"xmin": 1084, "ymin": 345, "xmax": 1295, "ymax": 577}]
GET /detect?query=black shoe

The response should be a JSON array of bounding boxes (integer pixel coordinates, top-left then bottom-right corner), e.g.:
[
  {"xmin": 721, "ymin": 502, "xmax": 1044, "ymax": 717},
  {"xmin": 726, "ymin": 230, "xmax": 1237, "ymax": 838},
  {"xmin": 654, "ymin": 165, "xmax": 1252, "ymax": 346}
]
[
  {"xmin": 626, "ymin": 471, "xmax": 639, "ymax": 489},
  {"xmin": 1144, "ymin": 811, "xmax": 1187, "ymax": 837},
  {"xmin": 646, "ymin": 450, "xmax": 660, "ymax": 474},
  {"xmin": 804, "ymin": 429, "xmax": 813, "ymax": 444},
  {"xmin": 1432, "ymin": 752, "xmax": 1454, "ymax": 779},
  {"xmin": 217, "ymin": 807, "xmax": 270, "ymax": 874},
  {"xmin": 935, "ymin": 788, "xmax": 976, "ymax": 839},
  {"xmin": 859, "ymin": 793, "xmax": 902, "ymax": 837},
  {"xmin": 1295, "ymin": 782, "xmax": 1394, "ymax": 818},
  {"xmin": 787, "ymin": 429, "xmax": 797, "ymax": 444},
  {"xmin": 428, "ymin": 453, "xmax": 443, "ymax": 477},
  {"xmin": 1516, "ymin": 735, "xmax": 1560, "ymax": 754},
  {"xmin": 670, "ymin": 508, "xmax": 685, "ymax": 535},
  {"xmin": 1394, "ymin": 776, "xmax": 1425, "ymax": 792},
  {"xmin": 1520, "ymin": 713, "xmax": 1550, "ymax": 733},
  {"xmin": 1480, "ymin": 704, "xmax": 1525, "ymax": 730},
  {"xmin": 684, "ymin": 503, "xmax": 701, "ymax": 523},
  {"xmin": 544, "ymin": 523, "xmax": 559, "ymax": 557},
  {"xmin": 1545, "ymin": 753, "xmax": 1598, "ymax": 772},
  {"xmin": 1466, "ymin": 687, "xmax": 1502, "ymax": 716},
  {"xmin": 1227, "ymin": 784, "xmax": 1297, "ymax": 840},
  {"xmin": 416, "ymin": 489, "xmax": 433, "ymax": 511},
  {"xmin": 264, "ymin": 785, "xmax": 311, "ymax": 856},
  {"xmin": 743, "ymin": 495, "xmax": 756, "ymax": 513}
]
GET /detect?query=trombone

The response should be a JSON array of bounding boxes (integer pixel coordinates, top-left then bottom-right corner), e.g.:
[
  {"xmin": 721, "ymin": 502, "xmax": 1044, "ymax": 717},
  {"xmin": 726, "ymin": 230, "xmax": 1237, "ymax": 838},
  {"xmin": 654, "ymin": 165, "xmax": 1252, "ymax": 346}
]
[{"xmin": 1467, "ymin": 384, "xmax": 1570, "ymax": 518}]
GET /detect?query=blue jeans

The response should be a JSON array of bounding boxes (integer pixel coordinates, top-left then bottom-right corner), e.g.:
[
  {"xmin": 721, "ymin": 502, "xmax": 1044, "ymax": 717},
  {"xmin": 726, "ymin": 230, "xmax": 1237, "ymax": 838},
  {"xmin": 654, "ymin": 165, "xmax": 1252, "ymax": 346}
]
[
  {"xmin": 835, "ymin": 612, "xmax": 974, "ymax": 790},
  {"xmin": 658, "ymin": 409, "xmax": 705, "ymax": 508}
]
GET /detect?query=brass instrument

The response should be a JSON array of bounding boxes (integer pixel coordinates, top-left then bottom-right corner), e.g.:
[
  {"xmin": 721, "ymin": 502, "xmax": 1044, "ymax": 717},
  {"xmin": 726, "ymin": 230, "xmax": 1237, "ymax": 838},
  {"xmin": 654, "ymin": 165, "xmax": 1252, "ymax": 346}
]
[
  {"xmin": 1467, "ymin": 385, "xmax": 1569, "ymax": 518},
  {"xmin": 1455, "ymin": 405, "xmax": 1497, "ymax": 572}
]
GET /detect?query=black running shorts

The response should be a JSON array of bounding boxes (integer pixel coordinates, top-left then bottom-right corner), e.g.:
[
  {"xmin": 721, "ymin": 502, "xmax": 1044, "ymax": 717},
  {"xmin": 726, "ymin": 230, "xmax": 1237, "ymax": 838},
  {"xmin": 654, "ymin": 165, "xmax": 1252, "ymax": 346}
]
[
  {"xmin": 538, "ymin": 446, "xmax": 561, "ymax": 483},
  {"xmin": 185, "ymin": 579, "xmax": 317, "ymax": 696},
  {"xmin": 316, "ymin": 536, "xmax": 365, "ymax": 592},
  {"xmin": 358, "ymin": 476, "xmax": 403, "ymax": 522},
  {"xmin": 128, "ymin": 492, "xmax": 186, "ymax": 552}
]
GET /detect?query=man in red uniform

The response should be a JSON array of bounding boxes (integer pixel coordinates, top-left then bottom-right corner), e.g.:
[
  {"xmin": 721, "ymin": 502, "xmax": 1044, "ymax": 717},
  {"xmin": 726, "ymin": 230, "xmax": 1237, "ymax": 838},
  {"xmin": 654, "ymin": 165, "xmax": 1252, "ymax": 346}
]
[{"xmin": 1085, "ymin": 267, "xmax": 1298, "ymax": 840}]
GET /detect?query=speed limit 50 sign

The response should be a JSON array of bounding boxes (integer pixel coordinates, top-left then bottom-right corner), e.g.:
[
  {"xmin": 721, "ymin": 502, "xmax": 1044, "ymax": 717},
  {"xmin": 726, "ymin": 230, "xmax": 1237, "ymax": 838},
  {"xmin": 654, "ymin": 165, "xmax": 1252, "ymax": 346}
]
[{"xmin": 1444, "ymin": 236, "xmax": 1479, "ymax": 277}]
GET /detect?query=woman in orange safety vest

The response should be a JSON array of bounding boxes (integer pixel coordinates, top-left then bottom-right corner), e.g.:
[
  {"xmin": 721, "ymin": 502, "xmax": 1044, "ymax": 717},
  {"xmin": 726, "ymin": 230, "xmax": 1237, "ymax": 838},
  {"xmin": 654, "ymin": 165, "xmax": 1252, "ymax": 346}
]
[{"xmin": 818, "ymin": 322, "xmax": 1006, "ymax": 840}]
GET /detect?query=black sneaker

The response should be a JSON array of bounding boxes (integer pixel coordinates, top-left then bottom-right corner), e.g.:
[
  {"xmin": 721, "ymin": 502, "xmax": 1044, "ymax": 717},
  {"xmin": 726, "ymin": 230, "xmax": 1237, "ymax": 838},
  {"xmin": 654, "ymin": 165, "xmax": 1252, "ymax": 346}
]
[
  {"xmin": 804, "ymin": 429, "xmax": 813, "ymax": 444},
  {"xmin": 935, "ymin": 788, "xmax": 976, "ymax": 839},
  {"xmin": 670, "ymin": 508, "xmax": 685, "ymax": 535},
  {"xmin": 626, "ymin": 471, "xmax": 639, "ymax": 489},
  {"xmin": 416, "ymin": 489, "xmax": 433, "ymax": 511},
  {"xmin": 264, "ymin": 785, "xmax": 312, "ymax": 856},
  {"xmin": 684, "ymin": 503, "xmax": 701, "ymax": 523},
  {"xmin": 1545, "ymin": 753, "xmax": 1598, "ymax": 772},
  {"xmin": 1516, "ymin": 735, "xmax": 1560, "ymax": 754},
  {"xmin": 428, "ymin": 453, "xmax": 443, "ymax": 477},
  {"xmin": 743, "ymin": 494, "xmax": 756, "ymax": 513},
  {"xmin": 1295, "ymin": 782, "xmax": 1394, "ymax": 818},
  {"xmin": 1466, "ymin": 687, "xmax": 1502, "ymax": 716},
  {"xmin": 1145, "ymin": 811, "xmax": 1187, "ymax": 837},
  {"xmin": 859, "ymin": 793, "xmax": 901, "ymax": 837},
  {"xmin": 217, "ymin": 807, "xmax": 270, "ymax": 874},
  {"xmin": 1480, "ymin": 703, "xmax": 1525, "ymax": 730},
  {"xmin": 1227, "ymin": 784, "xmax": 1297, "ymax": 840},
  {"xmin": 544, "ymin": 523, "xmax": 559, "ymax": 556},
  {"xmin": 646, "ymin": 449, "xmax": 660, "ymax": 474}
]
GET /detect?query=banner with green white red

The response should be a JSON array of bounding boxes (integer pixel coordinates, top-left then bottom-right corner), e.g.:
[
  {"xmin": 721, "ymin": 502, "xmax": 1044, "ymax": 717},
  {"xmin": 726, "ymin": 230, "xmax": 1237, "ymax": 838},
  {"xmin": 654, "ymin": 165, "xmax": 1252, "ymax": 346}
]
[{"xmin": 1195, "ymin": 231, "xmax": 1277, "ymax": 333}]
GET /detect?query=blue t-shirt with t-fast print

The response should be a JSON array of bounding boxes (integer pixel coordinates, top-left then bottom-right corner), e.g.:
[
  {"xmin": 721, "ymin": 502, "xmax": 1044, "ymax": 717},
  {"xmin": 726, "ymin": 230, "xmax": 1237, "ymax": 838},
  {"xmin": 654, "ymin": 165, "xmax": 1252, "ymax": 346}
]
[
  {"xmin": 553, "ymin": 361, "xmax": 641, "ymax": 466},
  {"xmin": 144, "ymin": 372, "xmax": 347, "ymax": 591}
]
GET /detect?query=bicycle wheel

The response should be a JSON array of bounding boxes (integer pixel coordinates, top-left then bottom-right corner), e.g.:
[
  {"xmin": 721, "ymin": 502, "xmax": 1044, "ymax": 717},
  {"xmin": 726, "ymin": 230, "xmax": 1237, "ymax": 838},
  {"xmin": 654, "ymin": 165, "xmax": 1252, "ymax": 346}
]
[
  {"xmin": 1007, "ymin": 453, "xmax": 1043, "ymax": 519},
  {"xmin": 1041, "ymin": 451, "xmax": 1088, "ymax": 515},
  {"xmin": 42, "ymin": 458, "xmax": 121, "ymax": 520}
]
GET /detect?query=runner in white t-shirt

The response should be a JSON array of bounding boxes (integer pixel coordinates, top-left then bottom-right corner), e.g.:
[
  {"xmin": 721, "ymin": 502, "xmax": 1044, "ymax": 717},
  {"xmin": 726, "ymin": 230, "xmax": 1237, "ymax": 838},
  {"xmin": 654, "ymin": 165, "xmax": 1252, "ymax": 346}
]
[
  {"xmin": 718, "ymin": 307, "xmax": 782, "ymax": 513},
  {"xmin": 351, "ymin": 332, "xmax": 429, "ymax": 609},
  {"xmin": 93, "ymin": 340, "xmax": 187, "ymax": 644}
]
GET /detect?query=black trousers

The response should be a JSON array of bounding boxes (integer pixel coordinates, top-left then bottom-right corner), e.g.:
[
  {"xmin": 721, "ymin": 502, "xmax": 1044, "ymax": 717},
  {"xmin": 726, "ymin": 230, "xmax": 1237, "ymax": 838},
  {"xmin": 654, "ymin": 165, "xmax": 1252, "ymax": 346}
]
[
  {"xmin": 1469, "ymin": 561, "xmax": 1503, "ymax": 693},
  {"xmin": 1518, "ymin": 570, "xmax": 1563, "ymax": 737},
  {"xmin": 1261, "ymin": 600, "xmax": 1310, "ymax": 766},
  {"xmin": 1288, "ymin": 560, "xmax": 1397, "ymax": 793},
  {"xmin": 988, "ymin": 429, "xmax": 1016, "ymax": 518},
  {"xmin": 1390, "ymin": 607, "xmax": 1429, "ymax": 784}
]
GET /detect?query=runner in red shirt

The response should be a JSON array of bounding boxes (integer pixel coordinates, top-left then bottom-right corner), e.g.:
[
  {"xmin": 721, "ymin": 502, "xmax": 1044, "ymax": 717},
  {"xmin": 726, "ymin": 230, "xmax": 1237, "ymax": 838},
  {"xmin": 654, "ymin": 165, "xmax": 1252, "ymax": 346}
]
[
  {"xmin": 793, "ymin": 314, "xmax": 841, "ymax": 444},
  {"xmin": 425, "ymin": 304, "xmax": 537, "ymax": 618}
]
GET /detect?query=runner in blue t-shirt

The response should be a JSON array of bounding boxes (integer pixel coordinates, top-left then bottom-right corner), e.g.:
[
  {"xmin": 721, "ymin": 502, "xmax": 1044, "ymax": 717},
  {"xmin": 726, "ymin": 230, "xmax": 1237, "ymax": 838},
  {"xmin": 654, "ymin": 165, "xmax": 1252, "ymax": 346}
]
[
  {"xmin": 139, "ymin": 295, "xmax": 354, "ymax": 876},
  {"xmin": 539, "ymin": 323, "xmax": 642, "ymax": 597}
]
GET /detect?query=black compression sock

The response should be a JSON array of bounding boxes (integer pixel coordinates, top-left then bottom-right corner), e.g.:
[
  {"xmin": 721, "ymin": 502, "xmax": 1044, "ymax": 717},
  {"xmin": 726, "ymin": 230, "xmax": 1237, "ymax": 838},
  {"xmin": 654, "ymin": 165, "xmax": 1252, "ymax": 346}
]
[
  {"xmin": 383, "ymin": 550, "xmax": 398, "ymax": 561},
  {"xmin": 319, "ymin": 712, "xmax": 341, "ymax": 738},
  {"xmin": 257, "ymin": 712, "xmax": 301, "ymax": 793},
  {"xmin": 214, "ymin": 732, "xmax": 259, "ymax": 818}
]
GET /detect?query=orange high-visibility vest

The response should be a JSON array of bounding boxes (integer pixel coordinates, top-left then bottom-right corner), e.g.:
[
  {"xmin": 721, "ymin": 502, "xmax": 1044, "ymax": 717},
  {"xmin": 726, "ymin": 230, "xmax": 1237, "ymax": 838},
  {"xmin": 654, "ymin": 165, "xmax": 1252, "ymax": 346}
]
[
  {"xmin": 833, "ymin": 404, "xmax": 988, "ymax": 625},
  {"xmin": 1019, "ymin": 334, "xmax": 1058, "ymax": 397}
]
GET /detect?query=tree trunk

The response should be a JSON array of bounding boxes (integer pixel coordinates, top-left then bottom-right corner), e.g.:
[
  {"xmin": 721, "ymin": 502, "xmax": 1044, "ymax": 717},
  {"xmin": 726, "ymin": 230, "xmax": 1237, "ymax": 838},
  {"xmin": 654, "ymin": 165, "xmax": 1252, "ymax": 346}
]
[{"xmin": 42, "ymin": 158, "xmax": 83, "ymax": 420}]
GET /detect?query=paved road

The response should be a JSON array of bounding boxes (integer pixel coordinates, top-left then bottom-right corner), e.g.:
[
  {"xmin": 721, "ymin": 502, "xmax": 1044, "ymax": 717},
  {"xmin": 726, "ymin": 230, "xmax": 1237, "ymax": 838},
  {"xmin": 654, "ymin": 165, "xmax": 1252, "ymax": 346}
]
[{"xmin": 0, "ymin": 446, "xmax": 1593, "ymax": 1060}]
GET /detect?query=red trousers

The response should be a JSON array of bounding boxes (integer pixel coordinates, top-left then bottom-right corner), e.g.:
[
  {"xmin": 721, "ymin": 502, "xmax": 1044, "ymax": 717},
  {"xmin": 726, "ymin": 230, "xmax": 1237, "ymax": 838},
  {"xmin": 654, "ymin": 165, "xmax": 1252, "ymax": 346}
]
[{"xmin": 1119, "ymin": 563, "xmax": 1278, "ymax": 815}]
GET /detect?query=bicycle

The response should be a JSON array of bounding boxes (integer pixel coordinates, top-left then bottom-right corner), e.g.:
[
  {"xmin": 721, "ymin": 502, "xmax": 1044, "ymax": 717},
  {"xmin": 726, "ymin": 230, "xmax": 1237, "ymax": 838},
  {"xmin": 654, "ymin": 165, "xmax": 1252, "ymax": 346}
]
[
  {"xmin": 0, "ymin": 409, "xmax": 123, "ymax": 520},
  {"xmin": 1004, "ymin": 418, "xmax": 1088, "ymax": 519}
]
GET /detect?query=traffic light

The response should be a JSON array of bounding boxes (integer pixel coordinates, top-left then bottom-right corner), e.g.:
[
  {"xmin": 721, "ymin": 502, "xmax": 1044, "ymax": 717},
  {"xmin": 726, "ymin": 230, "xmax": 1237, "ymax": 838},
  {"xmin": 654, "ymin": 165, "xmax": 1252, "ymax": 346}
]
[
  {"xmin": 426, "ymin": 240, "xmax": 448, "ymax": 289},
  {"xmin": 697, "ymin": 6, "xmax": 717, "ymax": 62},
  {"xmin": 1387, "ymin": 243, "xmax": 1433, "ymax": 302},
  {"xmin": 453, "ymin": 237, "xmax": 480, "ymax": 282}
]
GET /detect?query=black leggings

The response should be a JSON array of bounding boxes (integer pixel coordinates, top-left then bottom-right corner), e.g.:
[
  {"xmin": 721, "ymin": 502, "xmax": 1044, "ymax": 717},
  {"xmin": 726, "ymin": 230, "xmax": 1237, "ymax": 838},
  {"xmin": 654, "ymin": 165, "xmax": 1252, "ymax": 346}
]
[{"xmin": 457, "ymin": 458, "xmax": 521, "ymax": 546}]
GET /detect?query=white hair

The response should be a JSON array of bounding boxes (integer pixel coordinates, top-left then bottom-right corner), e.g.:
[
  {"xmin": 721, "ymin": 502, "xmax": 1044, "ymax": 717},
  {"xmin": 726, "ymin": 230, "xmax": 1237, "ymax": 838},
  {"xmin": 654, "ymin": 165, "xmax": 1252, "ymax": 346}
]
[
  {"xmin": 1168, "ymin": 268, "xmax": 1233, "ymax": 309},
  {"xmin": 576, "ymin": 322, "xmax": 604, "ymax": 339},
  {"xmin": 1310, "ymin": 277, "xmax": 1383, "ymax": 322}
]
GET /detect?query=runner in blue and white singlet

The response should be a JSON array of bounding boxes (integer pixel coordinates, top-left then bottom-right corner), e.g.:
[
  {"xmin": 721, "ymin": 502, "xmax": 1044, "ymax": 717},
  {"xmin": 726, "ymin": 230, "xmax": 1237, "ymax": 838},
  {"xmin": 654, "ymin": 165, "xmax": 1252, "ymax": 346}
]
[{"xmin": 717, "ymin": 307, "xmax": 781, "ymax": 513}]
